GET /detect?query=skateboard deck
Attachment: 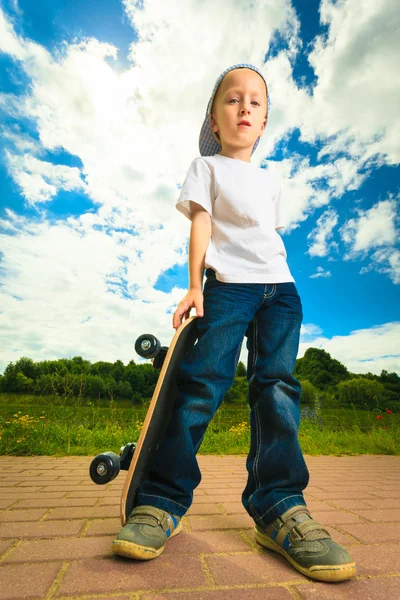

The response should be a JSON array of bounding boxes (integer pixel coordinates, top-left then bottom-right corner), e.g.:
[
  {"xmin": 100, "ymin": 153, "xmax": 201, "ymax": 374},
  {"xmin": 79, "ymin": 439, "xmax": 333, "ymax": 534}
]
[{"xmin": 120, "ymin": 314, "xmax": 198, "ymax": 525}]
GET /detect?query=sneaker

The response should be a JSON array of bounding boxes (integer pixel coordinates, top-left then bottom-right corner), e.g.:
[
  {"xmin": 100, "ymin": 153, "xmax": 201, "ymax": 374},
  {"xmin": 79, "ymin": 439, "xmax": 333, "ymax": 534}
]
[
  {"xmin": 112, "ymin": 505, "xmax": 182, "ymax": 560},
  {"xmin": 254, "ymin": 505, "xmax": 357, "ymax": 582}
]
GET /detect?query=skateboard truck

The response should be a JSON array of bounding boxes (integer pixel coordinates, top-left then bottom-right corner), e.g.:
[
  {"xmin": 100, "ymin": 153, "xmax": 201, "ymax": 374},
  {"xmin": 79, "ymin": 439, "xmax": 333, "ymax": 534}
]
[{"xmin": 89, "ymin": 442, "xmax": 137, "ymax": 485}]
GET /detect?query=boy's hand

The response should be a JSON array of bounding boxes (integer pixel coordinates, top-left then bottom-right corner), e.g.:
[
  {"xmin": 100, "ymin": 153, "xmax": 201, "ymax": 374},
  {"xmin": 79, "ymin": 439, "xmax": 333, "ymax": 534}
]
[{"xmin": 173, "ymin": 289, "xmax": 204, "ymax": 330}]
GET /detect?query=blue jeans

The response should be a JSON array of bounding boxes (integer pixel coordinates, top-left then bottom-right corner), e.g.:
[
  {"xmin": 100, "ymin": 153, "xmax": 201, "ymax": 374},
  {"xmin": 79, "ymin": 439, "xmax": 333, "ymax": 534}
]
[{"xmin": 135, "ymin": 268, "xmax": 310, "ymax": 527}]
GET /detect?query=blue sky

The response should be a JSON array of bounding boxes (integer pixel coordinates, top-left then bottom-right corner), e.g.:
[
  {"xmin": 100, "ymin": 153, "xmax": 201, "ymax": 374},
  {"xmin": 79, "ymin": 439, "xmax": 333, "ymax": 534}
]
[{"xmin": 0, "ymin": 0, "xmax": 399, "ymax": 375}]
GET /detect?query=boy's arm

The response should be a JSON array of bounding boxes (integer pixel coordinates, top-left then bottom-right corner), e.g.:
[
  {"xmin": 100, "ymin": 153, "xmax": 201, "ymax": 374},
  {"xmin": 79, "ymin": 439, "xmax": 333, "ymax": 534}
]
[{"xmin": 189, "ymin": 201, "xmax": 212, "ymax": 291}]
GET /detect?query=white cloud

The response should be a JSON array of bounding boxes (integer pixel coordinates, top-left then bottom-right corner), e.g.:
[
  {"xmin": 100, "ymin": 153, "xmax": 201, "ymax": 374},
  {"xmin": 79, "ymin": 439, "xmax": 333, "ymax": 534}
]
[
  {"xmin": 339, "ymin": 197, "xmax": 400, "ymax": 283},
  {"xmin": 298, "ymin": 321, "xmax": 400, "ymax": 376},
  {"xmin": 309, "ymin": 266, "xmax": 332, "ymax": 279},
  {"xmin": 307, "ymin": 208, "xmax": 339, "ymax": 257},
  {"xmin": 0, "ymin": 0, "xmax": 399, "ymax": 376},
  {"xmin": 360, "ymin": 247, "xmax": 400, "ymax": 285},
  {"xmin": 302, "ymin": 0, "xmax": 400, "ymax": 165},
  {"xmin": 341, "ymin": 198, "xmax": 399, "ymax": 255},
  {"xmin": 5, "ymin": 152, "xmax": 86, "ymax": 203}
]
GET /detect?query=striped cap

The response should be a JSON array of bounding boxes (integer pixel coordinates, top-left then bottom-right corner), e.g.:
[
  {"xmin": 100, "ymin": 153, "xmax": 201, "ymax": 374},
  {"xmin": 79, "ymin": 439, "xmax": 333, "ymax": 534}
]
[{"xmin": 199, "ymin": 63, "xmax": 270, "ymax": 157}]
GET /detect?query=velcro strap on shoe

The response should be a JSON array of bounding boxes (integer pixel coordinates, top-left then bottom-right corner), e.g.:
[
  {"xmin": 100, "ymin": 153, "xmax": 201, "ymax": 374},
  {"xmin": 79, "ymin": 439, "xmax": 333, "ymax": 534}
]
[
  {"xmin": 128, "ymin": 506, "xmax": 170, "ymax": 530},
  {"xmin": 291, "ymin": 519, "xmax": 331, "ymax": 542}
]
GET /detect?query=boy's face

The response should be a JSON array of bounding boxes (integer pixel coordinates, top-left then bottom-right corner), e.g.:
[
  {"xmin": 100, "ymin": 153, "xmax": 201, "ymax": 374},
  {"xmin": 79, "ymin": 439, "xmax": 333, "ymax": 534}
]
[{"xmin": 210, "ymin": 68, "xmax": 268, "ymax": 153}]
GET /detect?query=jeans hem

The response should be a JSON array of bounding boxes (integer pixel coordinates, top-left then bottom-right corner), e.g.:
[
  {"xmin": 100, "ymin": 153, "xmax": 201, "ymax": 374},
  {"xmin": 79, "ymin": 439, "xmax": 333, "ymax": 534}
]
[
  {"xmin": 256, "ymin": 494, "xmax": 307, "ymax": 527},
  {"xmin": 135, "ymin": 493, "xmax": 190, "ymax": 518}
]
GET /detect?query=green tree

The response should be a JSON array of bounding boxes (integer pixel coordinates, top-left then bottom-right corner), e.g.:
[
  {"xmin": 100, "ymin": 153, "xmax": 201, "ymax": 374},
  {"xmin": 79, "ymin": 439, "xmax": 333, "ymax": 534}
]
[
  {"xmin": 3, "ymin": 363, "xmax": 18, "ymax": 391},
  {"xmin": 15, "ymin": 372, "xmax": 34, "ymax": 393},
  {"xmin": 15, "ymin": 357, "xmax": 38, "ymax": 380},
  {"xmin": 236, "ymin": 361, "xmax": 246, "ymax": 377},
  {"xmin": 113, "ymin": 360, "xmax": 125, "ymax": 383},
  {"xmin": 224, "ymin": 377, "xmax": 248, "ymax": 404},
  {"xmin": 117, "ymin": 380, "xmax": 133, "ymax": 399},
  {"xmin": 85, "ymin": 375, "xmax": 106, "ymax": 399},
  {"xmin": 299, "ymin": 379, "xmax": 318, "ymax": 405},
  {"xmin": 337, "ymin": 378, "xmax": 385, "ymax": 410},
  {"xmin": 294, "ymin": 348, "xmax": 349, "ymax": 389}
]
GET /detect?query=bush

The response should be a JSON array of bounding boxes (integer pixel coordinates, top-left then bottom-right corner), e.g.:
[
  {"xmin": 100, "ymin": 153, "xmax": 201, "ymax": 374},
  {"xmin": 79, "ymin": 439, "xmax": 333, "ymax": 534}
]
[
  {"xmin": 337, "ymin": 378, "xmax": 385, "ymax": 410},
  {"xmin": 224, "ymin": 377, "xmax": 248, "ymax": 404},
  {"xmin": 299, "ymin": 379, "xmax": 318, "ymax": 405}
]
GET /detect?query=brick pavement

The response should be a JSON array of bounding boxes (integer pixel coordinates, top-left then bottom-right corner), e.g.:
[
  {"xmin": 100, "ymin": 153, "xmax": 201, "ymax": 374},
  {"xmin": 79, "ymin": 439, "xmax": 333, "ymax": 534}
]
[{"xmin": 0, "ymin": 455, "xmax": 399, "ymax": 600}]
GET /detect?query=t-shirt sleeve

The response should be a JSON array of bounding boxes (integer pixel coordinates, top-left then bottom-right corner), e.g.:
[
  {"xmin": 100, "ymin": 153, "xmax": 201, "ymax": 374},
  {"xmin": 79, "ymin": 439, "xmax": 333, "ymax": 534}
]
[
  {"xmin": 176, "ymin": 158, "xmax": 214, "ymax": 220},
  {"xmin": 274, "ymin": 180, "xmax": 285, "ymax": 229}
]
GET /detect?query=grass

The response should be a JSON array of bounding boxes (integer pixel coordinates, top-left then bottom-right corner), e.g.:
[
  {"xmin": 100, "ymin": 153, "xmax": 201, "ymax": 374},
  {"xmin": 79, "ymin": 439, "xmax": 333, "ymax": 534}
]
[{"xmin": 0, "ymin": 393, "xmax": 399, "ymax": 457}]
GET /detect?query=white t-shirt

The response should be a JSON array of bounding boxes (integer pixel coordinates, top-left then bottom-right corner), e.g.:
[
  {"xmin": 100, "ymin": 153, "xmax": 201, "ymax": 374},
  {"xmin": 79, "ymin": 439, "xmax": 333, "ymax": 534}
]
[{"xmin": 176, "ymin": 154, "xmax": 295, "ymax": 284}]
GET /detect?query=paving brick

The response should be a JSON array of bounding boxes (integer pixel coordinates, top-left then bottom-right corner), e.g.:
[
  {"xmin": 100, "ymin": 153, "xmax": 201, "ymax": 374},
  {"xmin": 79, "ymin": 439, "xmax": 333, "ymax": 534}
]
[
  {"xmin": 67, "ymin": 490, "xmax": 119, "ymax": 498},
  {"xmin": 295, "ymin": 577, "xmax": 400, "ymax": 599},
  {"xmin": 308, "ymin": 510, "xmax": 362, "ymax": 525},
  {"xmin": 360, "ymin": 497, "xmax": 400, "ymax": 509},
  {"xmin": 186, "ymin": 503, "xmax": 223, "ymax": 515},
  {"xmin": 306, "ymin": 491, "xmax": 380, "ymax": 500},
  {"xmin": 202, "ymin": 489, "xmax": 239, "ymax": 496},
  {"xmin": 303, "ymin": 499, "xmax": 336, "ymax": 511},
  {"xmin": 98, "ymin": 496, "xmax": 122, "ymax": 506},
  {"xmin": 17, "ymin": 497, "xmax": 98, "ymax": 508},
  {"xmin": 0, "ymin": 519, "xmax": 85, "ymax": 539},
  {"xmin": 197, "ymin": 483, "xmax": 233, "ymax": 489},
  {"xmin": 368, "ymin": 490, "xmax": 400, "ymax": 498},
  {"xmin": 84, "ymin": 518, "xmax": 120, "ymax": 537},
  {"xmin": 349, "ymin": 542, "xmax": 400, "ymax": 575},
  {"xmin": 0, "ymin": 539, "xmax": 16, "ymax": 557},
  {"xmin": 0, "ymin": 500, "xmax": 18, "ymax": 509},
  {"xmin": 205, "ymin": 552, "xmax": 299, "ymax": 585},
  {"xmin": 170, "ymin": 529, "xmax": 252, "ymax": 554},
  {"xmin": 350, "ymin": 509, "xmax": 400, "ymax": 522},
  {"xmin": 142, "ymin": 588, "xmax": 294, "ymax": 600},
  {"xmin": 45, "ymin": 506, "xmax": 119, "ymax": 520},
  {"xmin": 0, "ymin": 509, "xmax": 48, "ymax": 522},
  {"xmin": 74, "ymin": 597, "xmax": 130, "ymax": 600},
  {"xmin": 14, "ymin": 480, "xmax": 58, "ymax": 486},
  {"xmin": 0, "ymin": 482, "xmax": 21, "ymax": 488},
  {"xmin": 55, "ymin": 556, "xmax": 207, "ymax": 595},
  {"xmin": 322, "ymin": 499, "xmax": 380, "ymax": 510},
  {"xmin": 192, "ymin": 494, "xmax": 243, "ymax": 504},
  {"xmin": 324, "ymin": 526, "xmax": 360, "ymax": 547},
  {"xmin": 187, "ymin": 514, "xmax": 254, "ymax": 531},
  {"xmin": 0, "ymin": 491, "xmax": 66, "ymax": 500},
  {"xmin": 3, "ymin": 536, "xmax": 114, "ymax": 563},
  {"xmin": 339, "ymin": 522, "xmax": 400, "ymax": 544},
  {"xmin": 0, "ymin": 562, "xmax": 62, "ymax": 600}
]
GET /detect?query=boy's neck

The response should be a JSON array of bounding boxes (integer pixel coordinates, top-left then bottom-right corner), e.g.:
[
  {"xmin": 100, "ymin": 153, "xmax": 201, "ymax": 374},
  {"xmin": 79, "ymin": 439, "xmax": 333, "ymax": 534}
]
[{"xmin": 217, "ymin": 151, "xmax": 252, "ymax": 163}]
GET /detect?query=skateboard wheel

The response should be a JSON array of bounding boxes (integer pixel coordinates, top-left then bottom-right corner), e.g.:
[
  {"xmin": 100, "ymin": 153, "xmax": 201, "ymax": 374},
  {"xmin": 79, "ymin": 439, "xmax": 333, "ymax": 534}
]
[
  {"xmin": 135, "ymin": 334, "xmax": 161, "ymax": 358},
  {"xmin": 90, "ymin": 452, "xmax": 120, "ymax": 484}
]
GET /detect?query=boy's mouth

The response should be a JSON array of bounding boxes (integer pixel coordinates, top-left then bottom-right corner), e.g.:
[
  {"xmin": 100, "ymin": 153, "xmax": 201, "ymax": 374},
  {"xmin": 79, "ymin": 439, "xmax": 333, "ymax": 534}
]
[{"xmin": 238, "ymin": 120, "xmax": 251, "ymax": 127}]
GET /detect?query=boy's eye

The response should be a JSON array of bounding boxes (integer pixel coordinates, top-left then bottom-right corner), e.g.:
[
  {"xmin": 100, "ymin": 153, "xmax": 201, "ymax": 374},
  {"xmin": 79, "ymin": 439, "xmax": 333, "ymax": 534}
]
[{"xmin": 228, "ymin": 99, "xmax": 260, "ymax": 106}]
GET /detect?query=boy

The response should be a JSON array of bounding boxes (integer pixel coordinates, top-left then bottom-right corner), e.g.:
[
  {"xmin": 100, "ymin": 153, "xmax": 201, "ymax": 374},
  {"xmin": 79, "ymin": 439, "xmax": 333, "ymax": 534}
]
[{"xmin": 113, "ymin": 63, "xmax": 357, "ymax": 583}]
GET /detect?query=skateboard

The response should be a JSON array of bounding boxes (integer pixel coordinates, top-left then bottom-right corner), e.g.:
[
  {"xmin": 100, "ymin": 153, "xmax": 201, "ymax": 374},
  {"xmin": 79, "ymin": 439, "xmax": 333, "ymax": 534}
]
[{"xmin": 89, "ymin": 315, "xmax": 199, "ymax": 525}]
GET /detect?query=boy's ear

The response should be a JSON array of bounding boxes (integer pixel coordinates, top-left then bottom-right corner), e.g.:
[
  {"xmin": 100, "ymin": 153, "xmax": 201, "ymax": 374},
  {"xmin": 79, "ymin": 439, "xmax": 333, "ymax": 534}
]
[{"xmin": 210, "ymin": 114, "xmax": 220, "ymax": 140}]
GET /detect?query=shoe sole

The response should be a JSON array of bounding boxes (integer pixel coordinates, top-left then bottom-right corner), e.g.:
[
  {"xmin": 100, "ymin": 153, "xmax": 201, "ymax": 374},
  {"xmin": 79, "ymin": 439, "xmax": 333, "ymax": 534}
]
[
  {"xmin": 112, "ymin": 521, "xmax": 183, "ymax": 560},
  {"xmin": 254, "ymin": 526, "xmax": 357, "ymax": 583}
]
